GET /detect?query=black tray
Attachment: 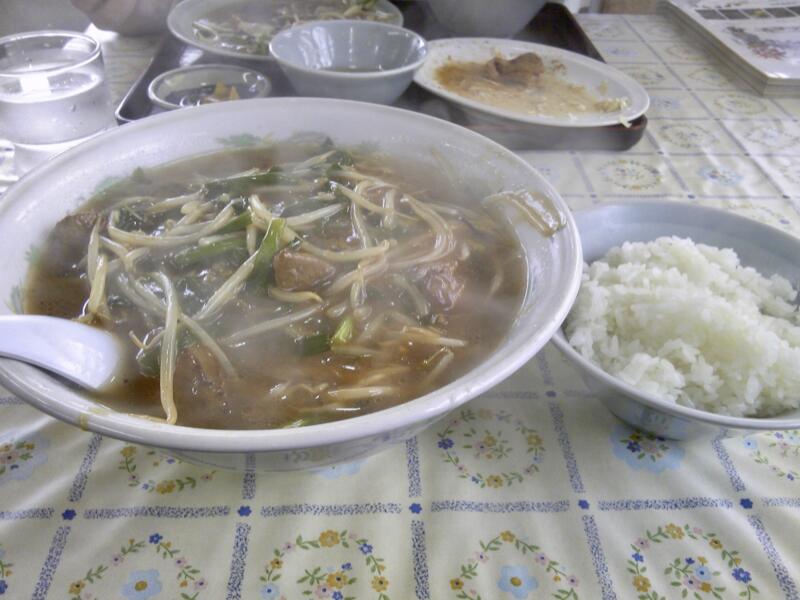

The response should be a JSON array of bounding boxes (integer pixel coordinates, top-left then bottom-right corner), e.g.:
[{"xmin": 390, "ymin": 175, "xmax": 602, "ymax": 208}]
[{"xmin": 115, "ymin": 2, "xmax": 646, "ymax": 151}]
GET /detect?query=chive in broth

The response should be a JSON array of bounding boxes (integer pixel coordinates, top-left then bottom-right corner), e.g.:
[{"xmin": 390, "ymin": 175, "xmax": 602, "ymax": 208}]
[{"xmin": 24, "ymin": 141, "xmax": 526, "ymax": 429}]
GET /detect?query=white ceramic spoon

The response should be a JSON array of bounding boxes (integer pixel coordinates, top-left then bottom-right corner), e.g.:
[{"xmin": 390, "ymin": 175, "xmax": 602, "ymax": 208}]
[{"xmin": 0, "ymin": 315, "xmax": 128, "ymax": 392}]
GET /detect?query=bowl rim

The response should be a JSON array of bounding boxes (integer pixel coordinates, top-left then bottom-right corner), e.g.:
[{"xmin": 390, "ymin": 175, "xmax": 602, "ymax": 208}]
[
  {"xmin": 550, "ymin": 201, "xmax": 800, "ymax": 431},
  {"xmin": 147, "ymin": 63, "xmax": 271, "ymax": 110},
  {"xmin": 268, "ymin": 20, "xmax": 428, "ymax": 79},
  {"xmin": 0, "ymin": 29, "xmax": 101, "ymax": 78},
  {"xmin": 0, "ymin": 96, "xmax": 583, "ymax": 452}
]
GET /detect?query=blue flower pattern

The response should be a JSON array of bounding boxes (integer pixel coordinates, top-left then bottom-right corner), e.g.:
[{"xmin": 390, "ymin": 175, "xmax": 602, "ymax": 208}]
[
  {"xmin": 699, "ymin": 165, "xmax": 744, "ymax": 186},
  {"xmin": 121, "ymin": 569, "xmax": 162, "ymax": 600},
  {"xmin": 611, "ymin": 425, "xmax": 684, "ymax": 472},
  {"xmin": 0, "ymin": 434, "xmax": 49, "ymax": 485},
  {"xmin": 733, "ymin": 568, "xmax": 752, "ymax": 583},
  {"xmin": 261, "ymin": 583, "xmax": 280, "ymax": 599},
  {"xmin": 313, "ymin": 460, "xmax": 364, "ymax": 479},
  {"xmin": 651, "ymin": 96, "xmax": 682, "ymax": 110},
  {"xmin": 261, "ymin": 583, "xmax": 281, "ymax": 600},
  {"xmin": 628, "ymin": 524, "xmax": 760, "ymax": 598},
  {"xmin": 438, "ymin": 438, "xmax": 454, "ymax": 450},
  {"xmin": 497, "ymin": 565, "xmax": 538, "ymax": 599},
  {"xmin": 744, "ymin": 430, "xmax": 800, "ymax": 482}
]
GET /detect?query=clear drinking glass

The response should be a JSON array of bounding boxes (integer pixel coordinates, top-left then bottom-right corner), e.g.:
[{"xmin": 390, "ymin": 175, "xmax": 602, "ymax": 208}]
[{"xmin": 0, "ymin": 30, "xmax": 117, "ymax": 174}]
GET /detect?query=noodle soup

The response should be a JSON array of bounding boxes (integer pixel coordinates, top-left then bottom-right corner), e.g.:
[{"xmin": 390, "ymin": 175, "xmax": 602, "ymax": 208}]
[{"xmin": 25, "ymin": 140, "xmax": 529, "ymax": 429}]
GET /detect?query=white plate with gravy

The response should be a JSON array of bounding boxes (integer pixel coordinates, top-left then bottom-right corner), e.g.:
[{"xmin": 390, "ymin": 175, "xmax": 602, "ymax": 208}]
[{"xmin": 414, "ymin": 38, "xmax": 649, "ymax": 129}]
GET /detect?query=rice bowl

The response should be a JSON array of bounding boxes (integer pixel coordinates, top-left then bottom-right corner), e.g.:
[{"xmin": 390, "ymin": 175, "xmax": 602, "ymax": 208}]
[
  {"xmin": 565, "ymin": 236, "xmax": 800, "ymax": 418},
  {"xmin": 551, "ymin": 202, "xmax": 800, "ymax": 439}
]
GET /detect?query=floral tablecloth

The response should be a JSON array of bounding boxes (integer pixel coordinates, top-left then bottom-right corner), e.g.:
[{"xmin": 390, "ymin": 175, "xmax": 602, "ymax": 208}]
[{"xmin": 1, "ymin": 12, "xmax": 799, "ymax": 600}]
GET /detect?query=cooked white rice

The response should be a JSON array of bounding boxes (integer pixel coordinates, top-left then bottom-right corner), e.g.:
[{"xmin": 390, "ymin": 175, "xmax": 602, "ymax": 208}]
[{"xmin": 565, "ymin": 236, "xmax": 800, "ymax": 417}]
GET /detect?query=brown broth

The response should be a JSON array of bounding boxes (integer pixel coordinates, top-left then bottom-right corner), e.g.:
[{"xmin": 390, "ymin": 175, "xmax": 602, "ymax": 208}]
[{"xmin": 24, "ymin": 144, "xmax": 526, "ymax": 429}]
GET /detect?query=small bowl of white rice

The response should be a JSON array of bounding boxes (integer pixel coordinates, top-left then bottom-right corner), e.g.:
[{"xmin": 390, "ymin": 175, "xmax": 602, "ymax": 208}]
[{"xmin": 551, "ymin": 202, "xmax": 800, "ymax": 439}]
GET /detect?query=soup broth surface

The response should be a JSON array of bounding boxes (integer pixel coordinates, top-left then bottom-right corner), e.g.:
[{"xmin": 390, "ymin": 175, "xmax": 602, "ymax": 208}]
[{"xmin": 25, "ymin": 141, "xmax": 525, "ymax": 429}]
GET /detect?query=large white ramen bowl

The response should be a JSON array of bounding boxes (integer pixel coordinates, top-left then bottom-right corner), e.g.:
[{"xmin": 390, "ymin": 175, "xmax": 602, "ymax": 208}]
[
  {"xmin": 0, "ymin": 98, "xmax": 582, "ymax": 471},
  {"xmin": 551, "ymin": 202, "xmax": 800, "ymax": 440}
]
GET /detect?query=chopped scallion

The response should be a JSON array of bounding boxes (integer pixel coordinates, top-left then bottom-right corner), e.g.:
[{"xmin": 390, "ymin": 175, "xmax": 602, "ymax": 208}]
[{"xmin": 332, "ymin": 316, "xmax": 354, "ymax": 345}]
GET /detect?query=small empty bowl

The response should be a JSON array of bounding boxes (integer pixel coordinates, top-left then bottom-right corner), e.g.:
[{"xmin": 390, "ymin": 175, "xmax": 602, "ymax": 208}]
[
  {"xmin": 148, "ymin": 64, "xmax": 270, "ymax": 110},
  {"xmin": 268, "ymin": 20, "xmax": 427, "ymax": 105},
  {"xmin": 550, "ymin": 202, "xmax": 800, "ymax": 440}
]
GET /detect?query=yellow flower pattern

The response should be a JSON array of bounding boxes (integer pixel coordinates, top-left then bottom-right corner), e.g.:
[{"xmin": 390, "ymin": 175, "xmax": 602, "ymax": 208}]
[
  {"xmin": 155, "ymin": 480, "xmax": 175, "ymax": 494},
  {"xmin": 117, "ymin": 445, "xmax": 215, "ymax": 494},
  {"xmin": 449, "ymin": 531, "xmax": 579, "ymax": 600},
  {"xmin": 486, "ymin": 475, "xmax": 504, "ymax": 488},
  {"xmin": 436, "ymin": 408, "xmax": 546, "ymax": 489},
  {"xmin": 371, "ymin": 575, "xmax": 389, "ymax": 592},
  {"xmin": 627, "ymin": 524, "xmax": 758, "ymax": 600},
  {"xmin": 665, "ymin": 523, "xmax": 684, "ymax": 539},
  {"xmin": 262, "ymin": 530, "xmax": 390, "ymax": 598},
  {"xmin": 69, "ymin": 581, "xmax": 85, "ymax": 595},
  {"xmin": 0, "ymin": 542, "xmax": 12, "ymax": 592},
  {"xmin": 633, "ymin": 575, "xmax": 650, "ymax": 592},
  {"xmin": 318, "ymin": 530, "xmax": 340, "ymax": 547},
  {"xmin": 327, "ymin": 571, "xmax": 347, "ymax": 588},
  {"xmin": 65, "ymin": 535, "xmax": 205, "ymax": 600}
]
